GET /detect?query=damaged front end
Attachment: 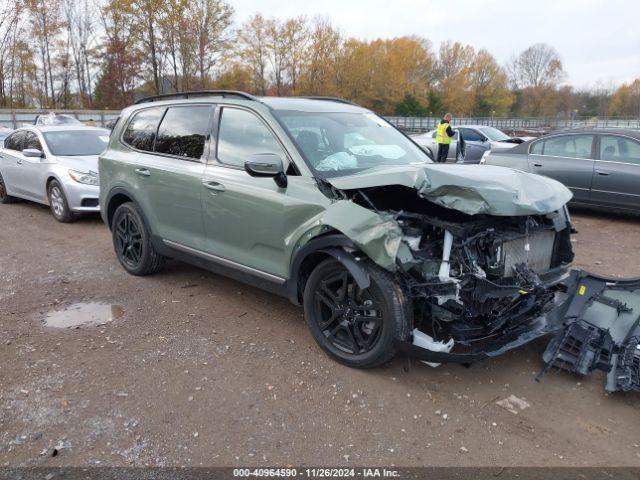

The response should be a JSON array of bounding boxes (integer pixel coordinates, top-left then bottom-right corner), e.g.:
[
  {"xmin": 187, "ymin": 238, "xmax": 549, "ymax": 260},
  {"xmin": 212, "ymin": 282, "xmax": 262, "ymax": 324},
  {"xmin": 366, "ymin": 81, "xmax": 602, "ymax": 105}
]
[
  {"xmin": 318, "ymin": 165, "xmax": 640, "ymax": 393},
  {"xmin": 339, "ymin": 184, "xmax": 574, "ymax": 365}
]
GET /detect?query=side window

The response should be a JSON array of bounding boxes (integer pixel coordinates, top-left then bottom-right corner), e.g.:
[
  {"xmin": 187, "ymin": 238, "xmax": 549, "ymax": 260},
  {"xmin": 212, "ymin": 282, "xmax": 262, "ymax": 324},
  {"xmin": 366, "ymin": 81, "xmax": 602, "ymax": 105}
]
[
  {"xmin": 543, "ymin": 135, "xmax": 594, "ymax": 159},
  {"xmin": 24, "ymin": 132, "xmax": 43, "ymax": 151},
  {"xmin": 122, "ymin": 107, "xmax": 164, "ymax": 152},
  {"xmin": 459, "ymin": 128, "xmax": 482, "ymax": 142},
  {"xmin": 155, "ymin": 105, "xmax": 213, "ymax": 159},
  {"xmin": 600, "ymin": 135, "xmax": 640, "ymax": 164},
  {"xmin": 530, "ymin": 139, "xmax": 544, "ymax": 154},
  {"xmin": 4, "ymin": 131, "xmax": 25, "ymax": 151},
  {"xmin": 217, "ymin": 108, "xmax": 285, "ymax": 168}
]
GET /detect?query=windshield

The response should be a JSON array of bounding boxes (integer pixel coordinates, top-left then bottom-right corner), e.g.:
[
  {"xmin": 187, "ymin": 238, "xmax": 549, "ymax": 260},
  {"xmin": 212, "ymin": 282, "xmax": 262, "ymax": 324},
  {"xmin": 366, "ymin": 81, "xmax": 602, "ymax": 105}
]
[
  {"xmin": 43, "ymin": 130, "xmax": 109, "ymax": 156},
  {"xmin": 479, "ymin": 126, "xmax": 511, "ymax": 142},
  {"xmin": 273, "ymin": 111, "xmax": 432, "ymax": 177}
]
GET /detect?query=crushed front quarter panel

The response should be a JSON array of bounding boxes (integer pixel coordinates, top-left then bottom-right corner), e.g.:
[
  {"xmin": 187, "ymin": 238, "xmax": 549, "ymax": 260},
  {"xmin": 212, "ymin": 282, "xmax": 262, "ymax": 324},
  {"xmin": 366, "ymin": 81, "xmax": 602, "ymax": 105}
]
[{"xmin": 320, "ymin": 200, "xmax": 403, "ymax": 271}]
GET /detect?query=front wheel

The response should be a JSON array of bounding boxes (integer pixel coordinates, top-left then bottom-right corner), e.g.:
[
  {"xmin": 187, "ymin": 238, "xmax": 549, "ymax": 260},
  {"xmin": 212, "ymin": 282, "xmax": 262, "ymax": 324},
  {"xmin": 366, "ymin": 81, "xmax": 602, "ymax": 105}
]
[
  {"xmin": 48, "ymin": 180, "xmax": 77, "ymax": 222},
  {"xmin": 303, "ymin": 258, "xmax": 411, "ymax": 368},
  {"xmin": 111, "ymin": 202, "xmax": 165, "ymax": 276}
]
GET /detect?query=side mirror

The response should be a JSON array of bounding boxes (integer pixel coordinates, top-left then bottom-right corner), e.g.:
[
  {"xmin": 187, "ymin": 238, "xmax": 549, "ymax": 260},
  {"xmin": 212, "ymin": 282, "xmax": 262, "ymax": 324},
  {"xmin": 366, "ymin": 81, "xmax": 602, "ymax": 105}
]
[
  {"xmin": 22, "ymin": 148, "xmax": 43, "ymax": 158},
  {"xmin": 481, "ymin": 135, "xmax": 489, "ymax": 142},
  {"xmin": 244, "ymin": 153, "xmax": 287, "ymax": 188}
]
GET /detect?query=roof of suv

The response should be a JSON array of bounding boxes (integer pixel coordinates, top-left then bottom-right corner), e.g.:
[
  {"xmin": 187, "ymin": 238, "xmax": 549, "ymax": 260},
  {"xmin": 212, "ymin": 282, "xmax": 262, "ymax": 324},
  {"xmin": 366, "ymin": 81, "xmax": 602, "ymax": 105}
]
[{"xmin": 131, "ymin": 91, "xmax": 369, "ymax": 114}]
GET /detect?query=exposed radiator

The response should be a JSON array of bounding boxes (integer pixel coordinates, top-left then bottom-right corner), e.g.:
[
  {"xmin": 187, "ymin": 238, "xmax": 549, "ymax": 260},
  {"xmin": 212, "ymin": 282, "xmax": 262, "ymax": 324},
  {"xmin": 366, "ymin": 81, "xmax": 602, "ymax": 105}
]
[{"xmin": 502, "ymin": 230, "xmax": 555, "ymax": 276}]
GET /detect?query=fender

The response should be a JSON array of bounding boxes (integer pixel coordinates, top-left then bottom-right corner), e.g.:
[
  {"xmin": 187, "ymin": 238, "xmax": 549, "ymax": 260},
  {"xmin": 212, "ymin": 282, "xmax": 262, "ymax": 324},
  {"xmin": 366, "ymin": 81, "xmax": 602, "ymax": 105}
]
[
  {"xmin": 103, "ymin": 186, "xmax": 145, "ymax": 228},
  {"xmin": 287, "ymin": 234, "xmax": 371, "ymax": 304}
]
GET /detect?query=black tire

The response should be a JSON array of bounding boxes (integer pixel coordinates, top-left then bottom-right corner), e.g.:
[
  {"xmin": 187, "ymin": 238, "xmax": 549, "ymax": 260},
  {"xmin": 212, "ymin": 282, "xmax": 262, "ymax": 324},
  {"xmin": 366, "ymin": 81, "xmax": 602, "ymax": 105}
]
[
  {"xmin": 47, "ymin": 179, "xmax": 77, "ymax": 222},
  {"xmin": 0, "ymin": 171, "xmax": 18, "ymax": 204},
  {"xmin": 303, "ymin": 258, "xmax": 411, "ymax": 368},
  {"xmin": 111, "ymin": 202, "xmax": 165, "ymax": 276}
]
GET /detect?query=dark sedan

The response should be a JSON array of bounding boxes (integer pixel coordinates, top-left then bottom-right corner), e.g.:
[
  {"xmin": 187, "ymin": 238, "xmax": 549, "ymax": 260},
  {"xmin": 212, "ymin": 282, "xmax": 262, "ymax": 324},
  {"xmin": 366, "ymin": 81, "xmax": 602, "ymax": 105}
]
[{"xmin": 484, "ymin": 128, "xmax": 640, "ymax": 214}]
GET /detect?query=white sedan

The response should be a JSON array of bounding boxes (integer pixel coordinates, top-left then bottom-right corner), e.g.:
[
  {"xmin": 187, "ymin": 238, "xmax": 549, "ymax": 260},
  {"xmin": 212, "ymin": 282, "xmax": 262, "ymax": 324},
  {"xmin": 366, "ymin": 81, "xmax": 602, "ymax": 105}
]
[{"xmin": 0, "ymin": 125, "xmax": 109, "ymax": 222}]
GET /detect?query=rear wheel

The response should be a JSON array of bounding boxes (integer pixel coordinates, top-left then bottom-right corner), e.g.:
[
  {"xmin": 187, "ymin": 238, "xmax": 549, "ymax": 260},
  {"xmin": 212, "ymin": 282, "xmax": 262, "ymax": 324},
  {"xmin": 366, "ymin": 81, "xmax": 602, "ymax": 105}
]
[
  {"xmin": 0, "ymin": 172, "xmax": 17, "ymax": 204},
  {"xmin": 303, "ymin": 258, "xmax": 411, "ymax": 368},
  {"xmin": 47, "ymin": 180, "xmax": 77, "ymax": 222},
  {"xmin": 111, "ymin": 202, "xmax": 165, "ymax": 276}
]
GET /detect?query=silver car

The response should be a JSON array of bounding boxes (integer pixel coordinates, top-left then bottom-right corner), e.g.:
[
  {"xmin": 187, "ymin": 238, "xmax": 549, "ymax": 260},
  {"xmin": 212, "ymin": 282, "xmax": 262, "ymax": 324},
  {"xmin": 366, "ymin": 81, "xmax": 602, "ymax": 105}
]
[
  {"xmin": 483, "ymin": 128, "xmax": 640, "ymax": 214},
  {"xmin": 0, "ymin": 126, "xmax": 109, "ymax": 221},
  {"xmin": 412, "ymin": 125, "xmax": 531, "ymax": 163}
]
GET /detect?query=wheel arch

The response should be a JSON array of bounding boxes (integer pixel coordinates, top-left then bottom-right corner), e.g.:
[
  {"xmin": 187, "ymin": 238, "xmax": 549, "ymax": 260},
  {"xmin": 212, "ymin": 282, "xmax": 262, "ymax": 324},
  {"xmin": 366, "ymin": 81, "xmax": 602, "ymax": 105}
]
[
  {"xmin": 104, "ymin": 187, "xmax": 142, "ymax": 230},
  {"xmin": 287, "ymin": 232, "xmax": 371, "ymax": 305}
]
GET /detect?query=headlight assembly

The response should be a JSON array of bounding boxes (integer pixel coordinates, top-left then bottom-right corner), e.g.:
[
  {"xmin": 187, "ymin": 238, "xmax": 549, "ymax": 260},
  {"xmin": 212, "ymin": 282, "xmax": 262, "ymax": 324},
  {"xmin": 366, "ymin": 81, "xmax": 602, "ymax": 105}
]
[{"xmin": 68, "ymin": 169, "xmax": 99, "ymax": 185}]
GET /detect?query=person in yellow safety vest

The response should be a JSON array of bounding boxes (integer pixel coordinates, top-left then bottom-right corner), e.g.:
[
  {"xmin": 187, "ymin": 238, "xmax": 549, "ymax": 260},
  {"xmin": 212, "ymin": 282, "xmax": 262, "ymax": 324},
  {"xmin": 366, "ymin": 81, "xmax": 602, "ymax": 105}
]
[{"xmin": 436, "ymin": 113, "xmax": 454, "ymax": 163}]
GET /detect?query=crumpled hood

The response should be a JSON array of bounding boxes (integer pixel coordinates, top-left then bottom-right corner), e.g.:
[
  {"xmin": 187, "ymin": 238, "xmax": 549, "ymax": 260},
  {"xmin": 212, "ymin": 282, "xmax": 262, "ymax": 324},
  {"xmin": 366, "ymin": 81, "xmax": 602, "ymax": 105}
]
[
  {"xmin": 327, "ymin": 163, "xmax": 572, "ymax": 216},
  {"xmin": 56, "ymin": 155, "xmax": 99, "ymax": 175}
]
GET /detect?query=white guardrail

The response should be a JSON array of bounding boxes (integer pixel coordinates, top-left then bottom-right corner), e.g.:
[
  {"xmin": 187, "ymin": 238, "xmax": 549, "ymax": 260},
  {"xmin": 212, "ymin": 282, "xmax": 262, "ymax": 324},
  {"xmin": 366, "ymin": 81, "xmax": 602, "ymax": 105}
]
[
  {"xmin": 1, "ymin": 109, "xmax": 638, "ymax": 134},
  {"xmin": 0, "ymin": 109, "xmax": 121, "ymax": 129}
]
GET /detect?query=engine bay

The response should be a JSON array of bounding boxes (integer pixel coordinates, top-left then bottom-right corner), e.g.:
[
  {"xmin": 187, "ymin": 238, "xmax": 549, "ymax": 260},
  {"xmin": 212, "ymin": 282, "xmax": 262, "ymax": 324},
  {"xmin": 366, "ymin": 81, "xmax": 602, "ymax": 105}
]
[{"xmin": 346, "ymin": 184, "xmax": 574, "ymax": 347}]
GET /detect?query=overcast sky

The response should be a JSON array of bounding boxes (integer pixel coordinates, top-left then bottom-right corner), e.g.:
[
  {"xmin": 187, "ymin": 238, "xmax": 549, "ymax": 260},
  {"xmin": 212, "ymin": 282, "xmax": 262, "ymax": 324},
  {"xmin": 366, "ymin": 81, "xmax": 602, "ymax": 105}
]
[{"xmin": 231, "ymin": 0, "xmax": 639, "ymax": 90}]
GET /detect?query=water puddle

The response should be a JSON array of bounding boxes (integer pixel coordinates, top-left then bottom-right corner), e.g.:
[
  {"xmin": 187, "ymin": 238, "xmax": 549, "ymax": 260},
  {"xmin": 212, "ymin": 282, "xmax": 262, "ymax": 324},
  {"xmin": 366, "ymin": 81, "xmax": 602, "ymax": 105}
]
[{"xmin": 43, "ymin": 302, "xmax": 125, "ymax": 329}]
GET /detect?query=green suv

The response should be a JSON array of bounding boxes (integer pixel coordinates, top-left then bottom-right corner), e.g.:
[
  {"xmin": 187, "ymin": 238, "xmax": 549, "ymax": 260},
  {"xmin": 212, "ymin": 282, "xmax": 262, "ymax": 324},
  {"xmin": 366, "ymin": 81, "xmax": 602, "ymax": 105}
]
[{"xmin": 100, "ymin": 91, "xmax": 575, "ymax": 368}]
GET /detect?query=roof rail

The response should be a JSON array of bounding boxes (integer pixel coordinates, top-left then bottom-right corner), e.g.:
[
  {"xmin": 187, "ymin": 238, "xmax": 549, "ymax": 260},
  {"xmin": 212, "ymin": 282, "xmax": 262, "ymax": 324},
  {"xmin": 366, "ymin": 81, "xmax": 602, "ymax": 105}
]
[
  {"xmin": 301, "ymin": 96, "xmax": 359, "ymax": 106},
  {"xmin": 134, "ymin": 90, "xmax": 258, "ymax": 105}
]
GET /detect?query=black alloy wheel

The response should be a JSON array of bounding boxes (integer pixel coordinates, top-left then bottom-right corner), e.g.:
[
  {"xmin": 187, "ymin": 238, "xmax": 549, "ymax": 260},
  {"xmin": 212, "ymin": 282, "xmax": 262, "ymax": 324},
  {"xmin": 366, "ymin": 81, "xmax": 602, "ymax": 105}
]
[{"xmin": 303, "ymin": 258, "xmax": 410, "ymax": 368}]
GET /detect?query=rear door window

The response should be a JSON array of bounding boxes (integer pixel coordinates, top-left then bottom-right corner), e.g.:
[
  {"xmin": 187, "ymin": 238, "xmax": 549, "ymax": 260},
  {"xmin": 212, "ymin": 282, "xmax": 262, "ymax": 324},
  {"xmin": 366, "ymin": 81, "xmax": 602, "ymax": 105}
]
[
  {"xmin": 154, "ymin": 105, "xmax": 214, "ymax": 160},
  {"xmin": 216, "ymin": 107, "xmax": 285, "ymax": 168},
  {"xmin": 542, "ymin": 135, "xmax": 594, "ymax": 159},
  {"xmin": 599, "ymin": 135, "xmax": 640, "ymax": 165},
  {"xmin": 122, "ymin": 107, "xmax": 164, "ymax": 152}
]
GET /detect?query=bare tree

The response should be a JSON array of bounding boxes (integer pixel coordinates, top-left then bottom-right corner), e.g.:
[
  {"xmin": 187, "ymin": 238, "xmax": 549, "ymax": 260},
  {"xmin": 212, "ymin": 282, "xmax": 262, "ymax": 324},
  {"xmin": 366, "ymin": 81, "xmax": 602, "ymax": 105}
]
[
  {"xmin": 236, "ymin": 14, "xmax": 269, "ymax": 95},
  {"xmin": 281, "ymin": 16, "xmax": 309, "ymax": 94},
  {"xmin": 191, "ymin": 0, "xmax": 234, "ymax": 89},
  {"xmin": 64, "ymin": 0, "xmax": 97, "ymax": 106},
  {"xmin": 507, "ymin": 43, "xmax": 564, "ymax": 89},
  {"xmin": 25, "ymin": 0, "xmax": 64, "ymax": 107},
  {"xmin": 132, "ymin": 0, "xmax": 163, "ymax": 94}
]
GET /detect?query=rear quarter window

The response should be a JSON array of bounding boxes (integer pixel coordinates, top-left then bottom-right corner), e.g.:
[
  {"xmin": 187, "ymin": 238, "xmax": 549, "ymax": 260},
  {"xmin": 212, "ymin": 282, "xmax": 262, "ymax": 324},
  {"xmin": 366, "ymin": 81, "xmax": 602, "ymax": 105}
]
[{"xmin": 122, "ymin": 107, "xmax": 165, "ymax": 152}]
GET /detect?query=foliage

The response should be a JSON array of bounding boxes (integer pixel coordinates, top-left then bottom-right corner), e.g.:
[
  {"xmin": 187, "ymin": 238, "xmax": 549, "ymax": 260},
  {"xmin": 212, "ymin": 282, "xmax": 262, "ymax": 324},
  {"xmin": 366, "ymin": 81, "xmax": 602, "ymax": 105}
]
[{"xmin": 0, "ymin": 3, "xmax": 634, "ymax": 117}]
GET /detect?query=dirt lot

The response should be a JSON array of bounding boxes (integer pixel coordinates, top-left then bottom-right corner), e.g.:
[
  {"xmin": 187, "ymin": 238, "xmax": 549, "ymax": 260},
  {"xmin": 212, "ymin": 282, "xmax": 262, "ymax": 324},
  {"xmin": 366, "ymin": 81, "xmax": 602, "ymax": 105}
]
[{"xmin": 1, "ymin": 201, "xmax": 639, "ymax": 468}]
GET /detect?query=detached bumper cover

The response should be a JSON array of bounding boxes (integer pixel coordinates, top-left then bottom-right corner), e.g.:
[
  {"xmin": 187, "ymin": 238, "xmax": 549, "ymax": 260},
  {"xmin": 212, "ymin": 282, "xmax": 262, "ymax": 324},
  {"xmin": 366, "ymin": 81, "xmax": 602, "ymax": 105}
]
[{"xmin": 397, "ymin": 269, "xmax": 640, "ymax": 393}]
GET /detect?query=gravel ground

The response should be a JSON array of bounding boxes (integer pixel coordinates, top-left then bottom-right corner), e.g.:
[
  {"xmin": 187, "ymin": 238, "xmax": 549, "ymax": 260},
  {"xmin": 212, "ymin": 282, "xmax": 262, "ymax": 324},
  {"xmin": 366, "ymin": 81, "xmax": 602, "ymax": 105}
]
[{"xmin": 1, "ymin": 201, "xmax": 639, "ymax": 467}]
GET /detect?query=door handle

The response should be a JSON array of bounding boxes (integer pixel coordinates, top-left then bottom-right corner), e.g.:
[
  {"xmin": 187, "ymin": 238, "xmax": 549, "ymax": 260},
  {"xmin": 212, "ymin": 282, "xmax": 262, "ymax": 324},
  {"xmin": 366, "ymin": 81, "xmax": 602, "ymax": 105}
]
[
  {"xmin": 16, "ymin": 159, "xmax": 22, "ymax": 165},
  {"xmin": 532, "ymin": 162, "xmax": 543, "ymax": 167},
  {"xmin": 135, "ymin": 168, "xmax": 151, "ymax": 177},
  {"xmin": 202, "ymin": 180, "xmax": 226, "ymax": 192},
  {"xmin": 595, "ymin": 170, "xmax": 610, "ymax": 176}
]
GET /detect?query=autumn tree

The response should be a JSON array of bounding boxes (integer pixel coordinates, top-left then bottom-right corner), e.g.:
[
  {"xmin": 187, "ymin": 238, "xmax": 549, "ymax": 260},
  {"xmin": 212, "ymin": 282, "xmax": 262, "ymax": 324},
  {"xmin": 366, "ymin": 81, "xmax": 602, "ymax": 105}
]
[
  {"xmin": 468, "ymin": 49, "xmax": 512, "ymax": 115},
  {"xmin": 297, "ymin": 17, "xmax": 341, "ymax": 96},
  {"xmin": 609, "ymin": 79, "xmax": 640, "ymax": 117},
  {"xmin": 434, "ymin": 41, "xmax": 475, "ymax": 114},
  {"xmin": 95, "ymin": 0, "xmax": 141, "ymax": 108}
]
